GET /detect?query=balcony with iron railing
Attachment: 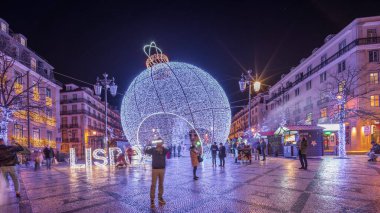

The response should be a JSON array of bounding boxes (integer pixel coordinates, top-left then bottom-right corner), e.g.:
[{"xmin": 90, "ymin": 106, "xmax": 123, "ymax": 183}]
[
  {"xmin": 61, "ymin": 123, "xmax": 79, "ymax": 129},
  {"xmin": 88, "ymin": 125, "xmax": 104, "ymax": 133},
  {"xmin": 60, "ymin": 110, "xmax": 121, "ymax": 129},
  {"xmin": 61, "ymin": 98, "xmax": 119, "ymax": 120},
  {"xmin": 266, "ymin": 36, "xmax": 380, "ymax": 104},
  {"xmin": 62, "ymin": 138, "xmax": 80, "ymax": 143}
]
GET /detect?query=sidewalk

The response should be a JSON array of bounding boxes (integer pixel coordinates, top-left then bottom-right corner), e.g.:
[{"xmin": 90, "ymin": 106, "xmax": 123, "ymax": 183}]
[{"xmin": 1, "ymin": 155, "xmax": 380, "ymax": 213}]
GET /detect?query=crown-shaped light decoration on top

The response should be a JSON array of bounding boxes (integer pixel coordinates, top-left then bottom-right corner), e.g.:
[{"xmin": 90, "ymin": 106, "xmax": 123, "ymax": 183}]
[{"xmin": 143, "ymin": 42, "xmax": 169, "ymax": 68}]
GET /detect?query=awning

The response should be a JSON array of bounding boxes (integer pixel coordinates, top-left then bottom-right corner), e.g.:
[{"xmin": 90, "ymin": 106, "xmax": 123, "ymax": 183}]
[
  {"xmin": 275, "ymin": 125, "xmax": 324, "ymax": 135},
  {"xmin": 317, "ymin": 124, "xmax": 339, "ymax": 131},
  {"xmin": 258, "ymin": 131, "xmax": 275, "ymax": 136}
]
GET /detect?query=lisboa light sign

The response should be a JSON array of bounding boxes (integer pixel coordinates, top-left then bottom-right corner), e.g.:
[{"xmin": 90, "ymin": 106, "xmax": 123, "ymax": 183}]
[{"xmin": 69, "ymin": 147, "xmax": 123, "ymax": 168}]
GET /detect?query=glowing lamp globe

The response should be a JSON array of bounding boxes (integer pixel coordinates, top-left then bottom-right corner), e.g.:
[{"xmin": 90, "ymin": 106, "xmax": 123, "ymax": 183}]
[{"xmin": 121, "ymin": 42, "xmax": 231, "ymax": 146}]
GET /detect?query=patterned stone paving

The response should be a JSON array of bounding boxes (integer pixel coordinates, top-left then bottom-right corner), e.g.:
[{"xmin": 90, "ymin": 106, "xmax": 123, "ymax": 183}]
[{"xmin": 1, "ymin": 155, "xmax": 380, "ymax": 213}]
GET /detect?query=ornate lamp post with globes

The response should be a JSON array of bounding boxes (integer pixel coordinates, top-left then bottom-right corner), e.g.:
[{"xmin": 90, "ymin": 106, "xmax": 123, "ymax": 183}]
[
  {"xmin": 239, "ymin": 69, "xmax": 261, "ymax": 138},
  {"xmin": 94, "ymin": 73, "xmax": 118, "ymax": 151}
]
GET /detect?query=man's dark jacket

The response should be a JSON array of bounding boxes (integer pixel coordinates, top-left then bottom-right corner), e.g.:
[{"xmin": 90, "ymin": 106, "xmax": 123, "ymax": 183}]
[
  {"xmin": 145, "ymin": 147, "xmax": 169, "ymax": 169},
  {"xmin": 43, "ymin": 147, "xmax": 55, "ymax": 159},
  {"xmin": 0, "ymin": 144, "xmax": 24, "ymax": 167},
  {"xmin": 219, "ymin": 146, "xmax": 226, "ymax": 158},
  {"xmin": 211, "ymin": 144, "xmax": 219, "ymax": 156}
]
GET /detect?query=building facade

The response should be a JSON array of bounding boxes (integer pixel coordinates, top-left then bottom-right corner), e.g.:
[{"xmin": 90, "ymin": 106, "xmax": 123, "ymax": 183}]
[
  {"xmin": 230, "ymin": 16, "xmax": 380, "ymax": 153},
  {"xmin": 263, "ymin": 16, "xmax": 380, "ymax": 153},
  {"xmin": 0, "ymin": 18, "xmax": 61, "ymax": 148},
  {"xmin": 229, "ymin": 93, "xmax": 268, "ymax": 139},
  {"xmin": 60, "ymin": 84, "xmax": 123, "ymax": 158}
]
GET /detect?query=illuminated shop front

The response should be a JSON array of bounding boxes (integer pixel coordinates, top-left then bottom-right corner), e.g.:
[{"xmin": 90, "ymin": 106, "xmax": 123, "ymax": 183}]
[
  {"xmin": 318, "ymin": 124, "xmax": 339, "ymax": 154},
  {"xmin": 275, "ymin": 125, "xmax": 324, "ymax": 158}
]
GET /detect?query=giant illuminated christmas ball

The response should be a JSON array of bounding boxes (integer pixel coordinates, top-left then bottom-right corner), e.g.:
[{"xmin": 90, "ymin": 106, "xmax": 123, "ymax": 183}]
[{"xmin": 121, "ymin": 42, "xmax": 231, "ymax": 146}]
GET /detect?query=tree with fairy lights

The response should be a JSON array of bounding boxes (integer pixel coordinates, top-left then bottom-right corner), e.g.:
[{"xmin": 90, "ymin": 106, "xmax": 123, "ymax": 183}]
[
  {"xmin": 322, "ymin": 65, "xmax": 380, "ymax": 158},
  {"xmin": 0, "ymin": 52, "xmax": 48, "ymax": 146}
]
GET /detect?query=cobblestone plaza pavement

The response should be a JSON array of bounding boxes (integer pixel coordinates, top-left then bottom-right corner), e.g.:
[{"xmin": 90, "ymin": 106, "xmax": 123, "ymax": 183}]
[{"xmin": 1, "ymin": 155, "xmax": 380, "ymax": 213}]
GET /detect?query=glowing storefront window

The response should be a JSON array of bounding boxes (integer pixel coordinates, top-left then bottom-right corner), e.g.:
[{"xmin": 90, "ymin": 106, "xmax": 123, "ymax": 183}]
[{"xmin": 371, "ymin": 95, "xmax": 379, "ymax": 107}]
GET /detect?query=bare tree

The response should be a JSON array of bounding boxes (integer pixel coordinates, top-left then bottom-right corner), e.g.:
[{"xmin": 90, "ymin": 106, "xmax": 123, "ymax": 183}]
[
  {"xmin": 0, "ymin": 51, "xmax": 48, "ymax": 146},
  {"xmin": 322, "ymin": 65, "xmax": 380, "ymax": 158}
]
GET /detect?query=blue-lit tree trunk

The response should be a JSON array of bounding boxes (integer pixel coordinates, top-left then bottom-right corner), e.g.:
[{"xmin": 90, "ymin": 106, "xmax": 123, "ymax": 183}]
[{"xmin": 337, "ymin": 102, "xmax": 347, "ymax": 158}]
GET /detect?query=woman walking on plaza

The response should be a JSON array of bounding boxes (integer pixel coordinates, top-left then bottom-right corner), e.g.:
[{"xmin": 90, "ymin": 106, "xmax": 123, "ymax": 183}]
[
  {"xmin": 190, "ymin": 145, "xmax": 199, "ymax": 180},
  {"xmin": 34, "ymin": 150, "xmax": 43, "ymax": 171},
  {"xmin": 260, "ymin": 139, "xmax": 266, "ymax": 161}
]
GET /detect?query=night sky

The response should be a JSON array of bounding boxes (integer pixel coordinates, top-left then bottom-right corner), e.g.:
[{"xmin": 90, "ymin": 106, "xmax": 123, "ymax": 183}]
[{"xmin": 1, "ymin": 0, "xmax": 380, "ymax": 114}]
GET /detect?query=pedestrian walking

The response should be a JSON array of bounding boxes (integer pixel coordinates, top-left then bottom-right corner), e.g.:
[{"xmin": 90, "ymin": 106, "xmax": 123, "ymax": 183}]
[
  {"xmin": 127, "ymin": 146, "xmax": 134, "ymax": 164},
  {"xmin": 260, "ymin": 139, "xmax": 266, "ymax": 161},
  {"xmin": 116, "ymin": 153, "xmax": 127, "ymax": 168},
  {"xmin": 233, "ymin": 142, "xmax": 239, "ymax": 163},
  {"xmin": 177, "ymin": 143, "xmax": 182, "ymax": 157},
  {"xmin": 34, "ymin": 150, "xmax": 43, "ymax": 171},
  {"xmin": 218, "ymin": 143, "xmax": 226, "ymax": 167},
  {"xmin": 144, "ymin": 138, "xmax": 169, "ymax": 208},
  {"xmin": 168, "ymin": 144, "xmax": 172, "ymax": 159},
  {"xmin": 43, "ymin": 145, "xmax": 55, "ymax": 170},
  {"xmin": 298, "ymin": 137, "xmax": 308, "ymax": 170},
  {"xmin": 253, "ymin": 141, "xmax": 260, "ymax": 160},
  {"xmin": 190, "ymin": 145, "xmax": 199, "ymax": 180},
  {"xmin": 243, "ymin": 144, "xmax": 252, "ymax": 164},
  {"xmin": 210, "ymin": 142, "xmax": 218, "ymax": 167},
  {"xmin": 0, "ymin": 139, "xmax": 24, "ymax": 197},
  {"xmin": 173, "ymin": 144, "xmax": 177, "ymax": 157}
]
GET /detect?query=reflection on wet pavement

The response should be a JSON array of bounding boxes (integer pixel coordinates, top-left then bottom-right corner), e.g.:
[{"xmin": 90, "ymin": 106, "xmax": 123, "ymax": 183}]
[{"xmin": 1, "ymin": 155, "xmax": 380, "ymax": 212}]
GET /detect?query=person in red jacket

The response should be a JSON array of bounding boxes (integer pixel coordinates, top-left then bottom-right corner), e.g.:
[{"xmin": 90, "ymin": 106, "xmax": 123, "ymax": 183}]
[{"xmin": 126, "ymin": 146, "xmax": 134, "ymax": 164}]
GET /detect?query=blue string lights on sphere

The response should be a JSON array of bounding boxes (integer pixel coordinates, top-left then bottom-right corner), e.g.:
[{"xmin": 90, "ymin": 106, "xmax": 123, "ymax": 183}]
[{"xmin": 121, "ymin": 42, "xmax": 231, "ymax": 147}]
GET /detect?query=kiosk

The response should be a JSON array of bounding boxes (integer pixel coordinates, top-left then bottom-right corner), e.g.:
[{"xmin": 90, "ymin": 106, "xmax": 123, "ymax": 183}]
[{"xmin": 275, "ymin": 125, "xmax": 324, "ymax": 158}]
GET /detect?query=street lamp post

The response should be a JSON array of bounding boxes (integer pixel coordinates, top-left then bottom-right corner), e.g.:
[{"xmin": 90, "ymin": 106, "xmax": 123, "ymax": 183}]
[
  {"xmin": 94, "ymin": 73, "xmax": 118, "ymax": 151},
  {"xmin": 239, "ymin": 70, "xmax": 261, "ymax": 139}
]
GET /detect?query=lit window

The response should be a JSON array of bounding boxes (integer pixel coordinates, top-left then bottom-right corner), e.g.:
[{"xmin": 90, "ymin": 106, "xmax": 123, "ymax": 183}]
[
  {"xmin": 20, "ymin": 37, "xmax": 26, "ymax": 46},
  {"xmin": 320, "ymin": 108, "xmax": 327, "ymax": 118},
  {"xmin": 370, "ymin": 72, "xmax": 379, "ymax": 84},
  {"xmin": 1, "ymin": 22, "xmax": 6, "ymax": 32},
  {"xmin": 371, "ymin": 95, "xmax": 379, "ymax": 107},
  {"xmin": 338, "ymin": 81, "xmax": 346, "ymax": 93},
  {"xmin": 306, "ymin": 113, "xmax": 312, "ymax": 124},
  {"xmin": 369, "ymin": 50, "xmax": 379, "ymax": 62},
  {"xmin": 14, "ymin": 124, "xmax": 23, "ymax": 138},
  {"xmin": 30, "ymin": 58, "xmax": 36, "ymax": 71}
]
